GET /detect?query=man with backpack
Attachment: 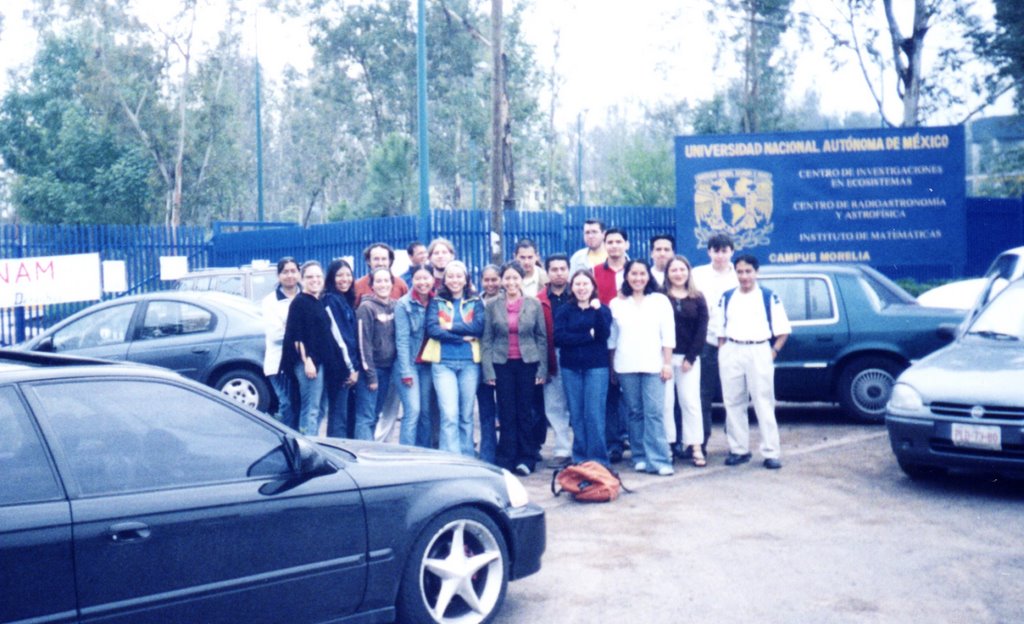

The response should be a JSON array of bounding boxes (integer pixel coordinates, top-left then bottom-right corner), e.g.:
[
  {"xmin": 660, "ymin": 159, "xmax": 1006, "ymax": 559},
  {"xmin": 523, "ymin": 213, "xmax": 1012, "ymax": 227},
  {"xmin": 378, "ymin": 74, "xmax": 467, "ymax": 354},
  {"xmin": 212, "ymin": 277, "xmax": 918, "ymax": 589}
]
[{"xmin": 711, "ymin": 254, "xmax": 791, "ymax": 470}]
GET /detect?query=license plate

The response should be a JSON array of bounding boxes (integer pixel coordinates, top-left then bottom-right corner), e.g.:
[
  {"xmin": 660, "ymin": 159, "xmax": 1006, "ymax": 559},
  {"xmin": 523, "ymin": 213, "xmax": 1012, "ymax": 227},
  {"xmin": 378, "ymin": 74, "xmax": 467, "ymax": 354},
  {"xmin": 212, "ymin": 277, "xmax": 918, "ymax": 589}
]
[{"xmin": 951, "ymin": 423, "xmax": 1002, "ymax": 451}]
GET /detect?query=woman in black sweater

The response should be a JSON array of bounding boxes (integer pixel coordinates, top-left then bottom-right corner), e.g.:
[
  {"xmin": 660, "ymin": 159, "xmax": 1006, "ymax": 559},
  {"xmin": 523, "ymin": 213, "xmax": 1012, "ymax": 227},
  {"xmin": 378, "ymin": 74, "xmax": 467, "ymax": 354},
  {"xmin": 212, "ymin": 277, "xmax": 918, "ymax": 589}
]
[
  {"xmin": 281, "ymin": 261, "xmax": 348, "ymax": 436},
  {"xmin": 553, "ymin": 269, "xmax": 613, "ymax": 466},
  {"xmin": 662, "ymin": 255, "xmax": 709, "ymax": 466}
]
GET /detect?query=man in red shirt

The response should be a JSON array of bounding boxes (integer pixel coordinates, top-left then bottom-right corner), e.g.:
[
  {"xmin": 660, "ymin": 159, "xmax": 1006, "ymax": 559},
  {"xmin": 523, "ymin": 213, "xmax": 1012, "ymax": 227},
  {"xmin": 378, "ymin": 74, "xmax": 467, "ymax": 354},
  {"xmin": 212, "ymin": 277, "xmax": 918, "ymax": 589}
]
[
  {"xmin": 353, "ymin": 243, "xmax": 408, "ymax": 305},
  {"xmin": 593, "ymin": 228, "xmax": 630, "ymax": 305}
]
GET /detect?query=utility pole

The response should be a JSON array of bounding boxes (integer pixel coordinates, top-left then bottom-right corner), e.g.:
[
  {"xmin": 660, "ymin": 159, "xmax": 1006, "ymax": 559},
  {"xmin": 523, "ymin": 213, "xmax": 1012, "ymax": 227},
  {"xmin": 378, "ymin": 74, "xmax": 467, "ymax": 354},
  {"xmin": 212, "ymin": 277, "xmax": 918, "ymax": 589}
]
[
  {"xmin": 576, "ymin": 112, "xmax": 584, "ymax": 205},
  {"xmin": 489, "ymin": 0, "xmax": 504, "ymax": 264},
  {"xmin": 416, "ymin": 0, "xmax": 430, "ymax": 243},
  {"xmin": 254, "ymin": 6, "xmax": 265, "ymax": 222}
]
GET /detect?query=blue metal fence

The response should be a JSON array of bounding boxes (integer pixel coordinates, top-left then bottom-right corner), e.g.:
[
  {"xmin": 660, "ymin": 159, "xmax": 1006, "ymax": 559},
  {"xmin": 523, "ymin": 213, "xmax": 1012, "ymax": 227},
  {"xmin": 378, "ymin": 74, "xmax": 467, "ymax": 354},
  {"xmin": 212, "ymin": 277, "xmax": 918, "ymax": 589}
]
[
  {"xmin": 2, "ymin": 197, "xmax": 1021, "ymax": 341},
  {"xmin": 0, "ymin": 224, "xmax": 208, "ymax": 345},
  {"xmin": 209, "ymin": 206, "xmax": 678, "ymax": 279}
]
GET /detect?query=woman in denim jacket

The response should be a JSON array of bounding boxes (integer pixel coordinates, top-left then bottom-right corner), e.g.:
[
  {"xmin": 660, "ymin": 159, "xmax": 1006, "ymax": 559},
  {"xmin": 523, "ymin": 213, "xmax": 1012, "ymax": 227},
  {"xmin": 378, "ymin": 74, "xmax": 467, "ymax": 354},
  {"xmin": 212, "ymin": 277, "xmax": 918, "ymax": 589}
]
[
  {"xmin": 394, "ymin": 265, "xmax": 435, "ymax": 447},
  {"xmin": 425, "ymin": 261, "xmax": 485, "ymax": 456}
]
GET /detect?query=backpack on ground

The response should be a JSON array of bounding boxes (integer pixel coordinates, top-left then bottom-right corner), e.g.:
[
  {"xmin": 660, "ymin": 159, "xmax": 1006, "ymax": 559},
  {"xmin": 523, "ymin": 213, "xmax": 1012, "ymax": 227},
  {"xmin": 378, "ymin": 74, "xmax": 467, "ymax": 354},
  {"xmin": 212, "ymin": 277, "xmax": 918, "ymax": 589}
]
[{"xmin": 551, "ymin": 461, "xmax": 630, "ymax": 503}]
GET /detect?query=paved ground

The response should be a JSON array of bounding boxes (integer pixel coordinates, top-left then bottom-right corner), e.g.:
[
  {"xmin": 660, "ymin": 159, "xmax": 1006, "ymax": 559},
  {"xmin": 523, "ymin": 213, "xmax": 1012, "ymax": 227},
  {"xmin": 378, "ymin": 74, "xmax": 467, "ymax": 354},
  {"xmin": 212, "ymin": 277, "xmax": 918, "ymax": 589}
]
[{"xmin": 494, "ymin": 405, "xmax": 1024, "ymax": 624}]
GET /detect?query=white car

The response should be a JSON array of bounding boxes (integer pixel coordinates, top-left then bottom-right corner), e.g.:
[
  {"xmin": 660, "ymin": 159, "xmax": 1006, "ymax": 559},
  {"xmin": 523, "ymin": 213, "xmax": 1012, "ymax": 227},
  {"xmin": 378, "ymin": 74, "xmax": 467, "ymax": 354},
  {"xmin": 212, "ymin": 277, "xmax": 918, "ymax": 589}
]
[
  {"xmin": 916, "ymin": 278, "xmax": 987, "ymax": 310},
  {"xmin": 917, "ymin": 246, "xmax": 1024, "ymax": 316}
]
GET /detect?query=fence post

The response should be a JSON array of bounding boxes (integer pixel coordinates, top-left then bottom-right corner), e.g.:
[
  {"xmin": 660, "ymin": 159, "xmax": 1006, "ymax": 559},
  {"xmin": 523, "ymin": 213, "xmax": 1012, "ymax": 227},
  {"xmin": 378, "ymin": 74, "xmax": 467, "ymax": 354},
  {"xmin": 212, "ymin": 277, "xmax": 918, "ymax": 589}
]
[{"xmin": 13, "ymin": 225, "xmax": 25, "ymax": 344}]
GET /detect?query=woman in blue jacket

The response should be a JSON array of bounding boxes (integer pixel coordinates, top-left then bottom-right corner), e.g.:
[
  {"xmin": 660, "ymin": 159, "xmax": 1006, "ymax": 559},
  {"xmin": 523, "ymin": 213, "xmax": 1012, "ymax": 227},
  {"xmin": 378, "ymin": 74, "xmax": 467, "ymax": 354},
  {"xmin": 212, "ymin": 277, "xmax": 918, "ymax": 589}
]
[
  {"xmin": 425, "ymin": 261, "xmax": 485, "ymax": 456},
  {"xmin": 323, "ymin": 258, "xmax": 360, "ymax": 438},
  {"xmin": 394, "ymin": 265, "xmax": 435, "ymax": 447}
]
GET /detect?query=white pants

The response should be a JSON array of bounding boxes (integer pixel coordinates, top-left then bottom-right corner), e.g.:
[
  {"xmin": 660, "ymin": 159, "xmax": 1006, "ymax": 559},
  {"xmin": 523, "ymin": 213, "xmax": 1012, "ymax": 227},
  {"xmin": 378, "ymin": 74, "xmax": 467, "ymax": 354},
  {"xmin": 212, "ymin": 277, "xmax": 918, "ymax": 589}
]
[
  {"xmin": 719, "ymin": 342, "xmax": 780, "ymax": 459},
  {"xmin": 544, "ymin": 353, "xmax": 572, "ymax": 458},
  {"xmin": 663, "ymin": 354, "xmax": 703, "ymax": 447}
]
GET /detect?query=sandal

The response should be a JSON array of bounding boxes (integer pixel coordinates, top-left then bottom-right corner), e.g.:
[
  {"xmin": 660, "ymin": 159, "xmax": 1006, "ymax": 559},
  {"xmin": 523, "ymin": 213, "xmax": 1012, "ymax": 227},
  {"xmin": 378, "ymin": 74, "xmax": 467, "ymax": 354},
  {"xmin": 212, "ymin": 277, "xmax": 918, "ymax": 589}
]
[{"xmin": 691, "ymin": 447, "xmax": 707, "ymax": 468}]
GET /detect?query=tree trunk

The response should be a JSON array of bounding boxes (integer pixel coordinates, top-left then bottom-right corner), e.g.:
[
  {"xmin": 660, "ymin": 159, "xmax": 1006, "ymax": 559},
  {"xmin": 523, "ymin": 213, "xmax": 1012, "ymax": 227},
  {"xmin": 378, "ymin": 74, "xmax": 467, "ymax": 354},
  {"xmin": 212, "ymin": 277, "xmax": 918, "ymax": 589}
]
[{"xmin": 884, "ymin": 0, "xmax": 929, "ymax": 126}]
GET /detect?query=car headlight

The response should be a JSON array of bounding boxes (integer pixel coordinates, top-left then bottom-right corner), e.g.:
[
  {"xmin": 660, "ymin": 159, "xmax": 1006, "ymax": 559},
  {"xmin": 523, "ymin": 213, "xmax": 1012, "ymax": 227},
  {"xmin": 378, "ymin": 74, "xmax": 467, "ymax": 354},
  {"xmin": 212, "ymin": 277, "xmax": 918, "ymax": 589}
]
[
  {"xmin": 888, "ymin": 383, "xmax": 924, "ymax": 413},
  {"xmin": 502, "ymin": 469, "xmax": 530, "ymax": 508}
]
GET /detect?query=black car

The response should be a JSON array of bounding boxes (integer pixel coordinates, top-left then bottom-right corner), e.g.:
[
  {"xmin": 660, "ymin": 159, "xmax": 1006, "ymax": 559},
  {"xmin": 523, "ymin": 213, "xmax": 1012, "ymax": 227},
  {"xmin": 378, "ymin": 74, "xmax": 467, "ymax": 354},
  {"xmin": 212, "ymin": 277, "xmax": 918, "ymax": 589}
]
[
  {"xmin": 17, "ymin": 291, "xmax": 272, "ymax": 412},
  {"xmin": 758, "ymin": 264, "xmax": 963, "ymax": 421},
  {"xmin": 886, "ymin": 278, "xmax": 1024, "ymax": 480},
  {"xmin": 0, "ymin": 351, "xmax": 544, "ymax": 624}
]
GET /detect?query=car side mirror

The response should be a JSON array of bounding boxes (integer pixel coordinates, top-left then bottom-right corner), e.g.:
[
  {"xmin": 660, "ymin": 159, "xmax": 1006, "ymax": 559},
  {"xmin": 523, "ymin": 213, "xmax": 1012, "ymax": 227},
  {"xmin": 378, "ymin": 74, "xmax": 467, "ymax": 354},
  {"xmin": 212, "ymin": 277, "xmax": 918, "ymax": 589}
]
[
  {"xmin": 35, "ymin": 336, "xmax": 54, "ymax": 353},
  {"xmin": 287, "ymin": 436, "xmax": 337, "ymax": 477}
]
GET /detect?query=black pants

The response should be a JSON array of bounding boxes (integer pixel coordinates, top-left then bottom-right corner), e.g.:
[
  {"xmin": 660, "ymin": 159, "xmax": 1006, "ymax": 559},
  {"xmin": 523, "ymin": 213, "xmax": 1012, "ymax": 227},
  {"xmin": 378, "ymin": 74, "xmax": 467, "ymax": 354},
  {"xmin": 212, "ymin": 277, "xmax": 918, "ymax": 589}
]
[
  {"xmin": 494, "ymin": 359, "xmax": 539, "ymax": 471},
  {"xmin": 699, "ymin": 342, "xmax": 721, "ymax": 448}
]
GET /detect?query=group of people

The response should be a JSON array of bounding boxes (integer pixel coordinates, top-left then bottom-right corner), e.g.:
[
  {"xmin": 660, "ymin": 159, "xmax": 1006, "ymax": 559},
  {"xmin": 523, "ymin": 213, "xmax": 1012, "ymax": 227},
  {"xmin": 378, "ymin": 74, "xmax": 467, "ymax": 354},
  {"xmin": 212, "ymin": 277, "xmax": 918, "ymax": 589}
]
[{"xmin": 261, "ymin": 220, "xmax": 791, "ymax": 477}]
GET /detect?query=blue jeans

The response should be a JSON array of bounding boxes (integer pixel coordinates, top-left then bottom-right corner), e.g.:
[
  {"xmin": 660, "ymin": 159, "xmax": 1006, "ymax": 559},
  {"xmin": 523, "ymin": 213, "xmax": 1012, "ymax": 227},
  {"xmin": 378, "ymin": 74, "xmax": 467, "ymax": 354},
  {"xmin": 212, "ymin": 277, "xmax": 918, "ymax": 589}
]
[
  {"xmin": 354, "ymin": 366, "xmax": 393, "ymax": 441},
  {"xmin": 432, "ymin": 360, "xmax": 479, "ymax": 456},
  {"xmin": 294, "ymin": 362, "xmax": 328, "ymax": 437},
  {"xmin": 396, "ymin": 363, "xmax": 434, "ymax": 447},
  {"xmin": 326, "ymin": 381, "xmax": 351, "ymax": 438},
  {"xmin": 269, "ymin": 372, "xmax": 297, "ymax": 430},
  {"xmin": 562, "ymin": 367, "xmax": 610, "ymax": 466},
  {"xmin": 476, "ymin": 381, "xmax": 499, "ymax": 464},
  {"xmin": 618, "ymin": 372, "xmax": 672, "ymax": 471}
]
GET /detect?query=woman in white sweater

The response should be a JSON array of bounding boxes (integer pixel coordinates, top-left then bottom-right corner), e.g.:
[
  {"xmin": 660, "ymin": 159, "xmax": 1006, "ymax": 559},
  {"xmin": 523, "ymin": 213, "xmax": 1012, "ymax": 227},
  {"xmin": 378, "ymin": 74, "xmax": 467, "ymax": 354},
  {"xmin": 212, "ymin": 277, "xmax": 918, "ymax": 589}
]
[{"xmin": 609, "ymin": 259, "xmax": 676, "ymax": 475}]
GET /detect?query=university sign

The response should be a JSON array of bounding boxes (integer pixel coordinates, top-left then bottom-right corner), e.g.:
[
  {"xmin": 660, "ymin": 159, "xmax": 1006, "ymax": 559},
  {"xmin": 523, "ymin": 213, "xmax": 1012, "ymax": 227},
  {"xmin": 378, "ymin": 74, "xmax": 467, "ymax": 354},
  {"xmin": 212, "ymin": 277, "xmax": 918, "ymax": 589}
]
[
  {"xmin": 0, "ymin": 253, "xmax": 102, "ymax": 308},
  {"xmin": 674, "ymin": 126, "xmax": 966, "ymax": 277}
]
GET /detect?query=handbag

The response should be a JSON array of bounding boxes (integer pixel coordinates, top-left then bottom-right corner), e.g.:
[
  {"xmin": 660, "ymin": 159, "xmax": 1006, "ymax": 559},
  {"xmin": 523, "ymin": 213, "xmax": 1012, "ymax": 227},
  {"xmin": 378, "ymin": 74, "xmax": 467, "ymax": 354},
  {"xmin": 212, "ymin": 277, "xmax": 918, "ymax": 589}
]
[{"xmin": 416, "ymin": 338, "xmax": 442, "ymax": 363}]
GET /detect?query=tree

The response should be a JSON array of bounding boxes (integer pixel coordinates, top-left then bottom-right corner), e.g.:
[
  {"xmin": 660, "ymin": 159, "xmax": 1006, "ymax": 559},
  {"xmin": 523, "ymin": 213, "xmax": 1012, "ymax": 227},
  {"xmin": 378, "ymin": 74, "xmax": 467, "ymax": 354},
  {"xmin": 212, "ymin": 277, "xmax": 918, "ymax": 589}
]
[
  {"xmin": 973, "ymin": 0, "xmax": 1024, "ymax": 113},
  {"xmin": 1, "ymin": 0, "xmax": 261, "ymax": 226},
  {"xmin": 812, "ymin": 0, "xmax": 1003, "ymax": 126},
  {"xmin": 707, "ymin": 0, "xmax": 795, "ymax": 133},
  {"xmin": 0, "ymin": 33, "xmax": 158, "ymax": 224}
]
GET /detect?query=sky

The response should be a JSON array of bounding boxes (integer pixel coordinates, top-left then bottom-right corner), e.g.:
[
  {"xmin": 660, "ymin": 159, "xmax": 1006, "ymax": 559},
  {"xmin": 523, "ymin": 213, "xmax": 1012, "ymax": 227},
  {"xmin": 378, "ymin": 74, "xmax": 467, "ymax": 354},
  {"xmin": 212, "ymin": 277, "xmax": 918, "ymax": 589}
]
[{"xmin": 0, "ymin": 0, "xmax": 1014, "ymax": 131}]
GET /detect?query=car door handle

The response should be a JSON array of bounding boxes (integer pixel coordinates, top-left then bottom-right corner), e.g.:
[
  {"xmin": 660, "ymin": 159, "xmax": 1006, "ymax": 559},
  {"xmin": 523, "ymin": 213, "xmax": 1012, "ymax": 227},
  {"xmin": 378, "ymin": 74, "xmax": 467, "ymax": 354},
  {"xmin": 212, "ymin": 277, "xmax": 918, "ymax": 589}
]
[
  {"xmin": 191, "ymin": 347, "xmax": 211, "ymax": 354},
  {"xmin": 816, "ymin": 336, "xmax": 834, "ymax": 342},
  {"xmin": 108, "ymin": 521, "xmax": 151, "ymax": 543}
]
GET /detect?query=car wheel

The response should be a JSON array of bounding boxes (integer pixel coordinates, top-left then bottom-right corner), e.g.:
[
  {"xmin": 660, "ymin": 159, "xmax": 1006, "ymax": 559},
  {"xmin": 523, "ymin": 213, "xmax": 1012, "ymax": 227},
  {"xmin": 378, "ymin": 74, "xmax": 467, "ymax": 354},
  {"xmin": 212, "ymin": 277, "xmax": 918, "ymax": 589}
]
[
  {"xmin": 214, "ymin": 369, "xmax": 270, "ymax": 412},
  {"xmin": 837, "ymin": 356, "xmax": 904, "ymax": 423},
  {"xmin": 397, "ymin": 507, "xmax": 509, "ymax": 624},
  {"xmin": 897, "ymin": 457, "xmax": 946, "ymax": 480}
]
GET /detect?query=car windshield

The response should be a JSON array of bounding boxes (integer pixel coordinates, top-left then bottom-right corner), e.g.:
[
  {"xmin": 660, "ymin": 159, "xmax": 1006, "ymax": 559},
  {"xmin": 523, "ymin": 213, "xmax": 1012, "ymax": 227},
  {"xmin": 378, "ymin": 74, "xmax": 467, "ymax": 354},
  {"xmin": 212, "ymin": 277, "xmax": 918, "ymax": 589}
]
[{"xmin": 966, "ymin": 282, "xmax": 1024, "ymax": 341}]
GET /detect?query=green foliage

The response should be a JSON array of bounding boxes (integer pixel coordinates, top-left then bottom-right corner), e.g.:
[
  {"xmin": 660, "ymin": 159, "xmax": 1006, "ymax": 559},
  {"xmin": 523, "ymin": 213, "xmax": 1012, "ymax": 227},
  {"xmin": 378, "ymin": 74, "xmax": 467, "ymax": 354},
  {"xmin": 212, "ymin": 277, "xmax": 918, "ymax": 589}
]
[
  {"xmin": 600, "ymin": 133, "xmax": 674, "ymax": 207},
  {"xmin": 0, "ymin": 34, "xmax": 158, "ymax": 223},
  {"xmin": 978, "ymin": 0, "xmax": 1024, "ymax": 113},
  {"xmin": 359, "ymin": 132, "xmax": 414, "ymax": 217}
]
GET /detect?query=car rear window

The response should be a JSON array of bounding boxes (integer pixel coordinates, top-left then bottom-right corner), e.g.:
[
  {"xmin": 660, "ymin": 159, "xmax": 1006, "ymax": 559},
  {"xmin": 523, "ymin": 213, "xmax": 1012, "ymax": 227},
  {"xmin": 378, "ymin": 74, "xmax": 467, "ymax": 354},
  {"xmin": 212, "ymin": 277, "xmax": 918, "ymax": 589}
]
[{"xmin": 760, "ymin": 277, "xmax": 835, "ymax": 322}]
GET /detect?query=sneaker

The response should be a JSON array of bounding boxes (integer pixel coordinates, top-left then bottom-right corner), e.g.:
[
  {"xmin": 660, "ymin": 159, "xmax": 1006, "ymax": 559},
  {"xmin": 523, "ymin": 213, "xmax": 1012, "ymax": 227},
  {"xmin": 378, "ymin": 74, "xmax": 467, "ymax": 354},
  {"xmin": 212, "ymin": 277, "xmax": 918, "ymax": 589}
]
[
  {"xmin": 763, "ymin": 458, "xmax": 783, "ymax": 470},
  {"xmin": 656, "ymin": 466, "xmax": 675, "ymax": 476},
  {"xmin": 608, "ymin": 449, "xmax": 623, "ymax": 464},
  {"xmin": 515, "ymin": 463, "xmax": 532, "ymax": 476},
  {"xmin": 633, "ymin": 462, "xmax": 648, "ymax": 473},
  {"xmin": 724, "ymin": 452, "xmax": 752, "ymax": 466},
  {"xmin": 547, "ymin": 455, "xmax": 572, "ymax": 469}
]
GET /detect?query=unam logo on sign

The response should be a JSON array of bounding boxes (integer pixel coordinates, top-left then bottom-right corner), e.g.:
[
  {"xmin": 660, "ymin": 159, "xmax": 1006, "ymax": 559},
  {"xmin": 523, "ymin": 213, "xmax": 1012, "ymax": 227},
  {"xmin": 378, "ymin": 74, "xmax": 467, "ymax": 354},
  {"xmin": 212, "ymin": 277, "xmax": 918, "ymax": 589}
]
[{"xmin": 694, "ymin": 169, "xmax": 774, "ymax": 250}]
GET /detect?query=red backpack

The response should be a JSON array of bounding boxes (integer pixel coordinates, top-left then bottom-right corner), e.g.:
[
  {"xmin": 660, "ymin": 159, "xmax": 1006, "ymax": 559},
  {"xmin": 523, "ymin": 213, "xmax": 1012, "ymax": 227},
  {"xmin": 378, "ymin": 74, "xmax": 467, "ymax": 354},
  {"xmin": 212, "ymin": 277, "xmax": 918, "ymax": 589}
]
[{"xmin": 551, "ymin": 461, "xmax": 630, "ymax": 503}]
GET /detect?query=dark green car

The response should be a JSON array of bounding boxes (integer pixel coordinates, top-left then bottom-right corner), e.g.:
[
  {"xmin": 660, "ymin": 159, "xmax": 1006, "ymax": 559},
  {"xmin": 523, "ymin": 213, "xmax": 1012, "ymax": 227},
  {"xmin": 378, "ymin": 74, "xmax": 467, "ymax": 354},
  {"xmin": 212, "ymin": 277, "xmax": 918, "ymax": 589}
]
[{"xmin": 758, "ymin": 264, "xmax": 964, "ymax": 422}]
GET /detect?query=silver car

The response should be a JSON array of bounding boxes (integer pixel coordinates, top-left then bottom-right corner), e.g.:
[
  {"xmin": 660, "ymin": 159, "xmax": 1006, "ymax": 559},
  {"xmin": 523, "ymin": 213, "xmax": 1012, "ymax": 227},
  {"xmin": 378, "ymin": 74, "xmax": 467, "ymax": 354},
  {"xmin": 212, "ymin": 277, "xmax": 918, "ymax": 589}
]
[
  {"xmin": 18, "ymin": 291, "xmax": 271, "ymax": 411},
  {"xmin": 886, "ymin": 277, "xmax": 1024, "ymax": 479}
]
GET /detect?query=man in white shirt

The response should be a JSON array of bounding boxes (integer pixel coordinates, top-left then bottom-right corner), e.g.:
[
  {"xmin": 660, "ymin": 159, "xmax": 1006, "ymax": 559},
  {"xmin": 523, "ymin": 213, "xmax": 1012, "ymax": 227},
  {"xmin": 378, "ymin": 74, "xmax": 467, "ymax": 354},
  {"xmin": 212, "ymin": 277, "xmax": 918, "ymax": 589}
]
[
  {"xmin": 710, "ymin": 254, "xmax": 791, "ymax": 469},
  {"xmin": 515, "ymin": 239, "xmax": 548, "ymax": 297},
  {"xmin": 649, "ymin": 233, "xmax": 675, "ymax": 288},
  {"xmin": 690, "ymin": 233, "xmax": 739, "ymax": 455},
  {"xmin": 569, "ymin": 218, "xmax": 608, "ymax": 274},
  {"xmin": 262, "ymin": 257, "xmax": 301, "ymax": 429}
]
